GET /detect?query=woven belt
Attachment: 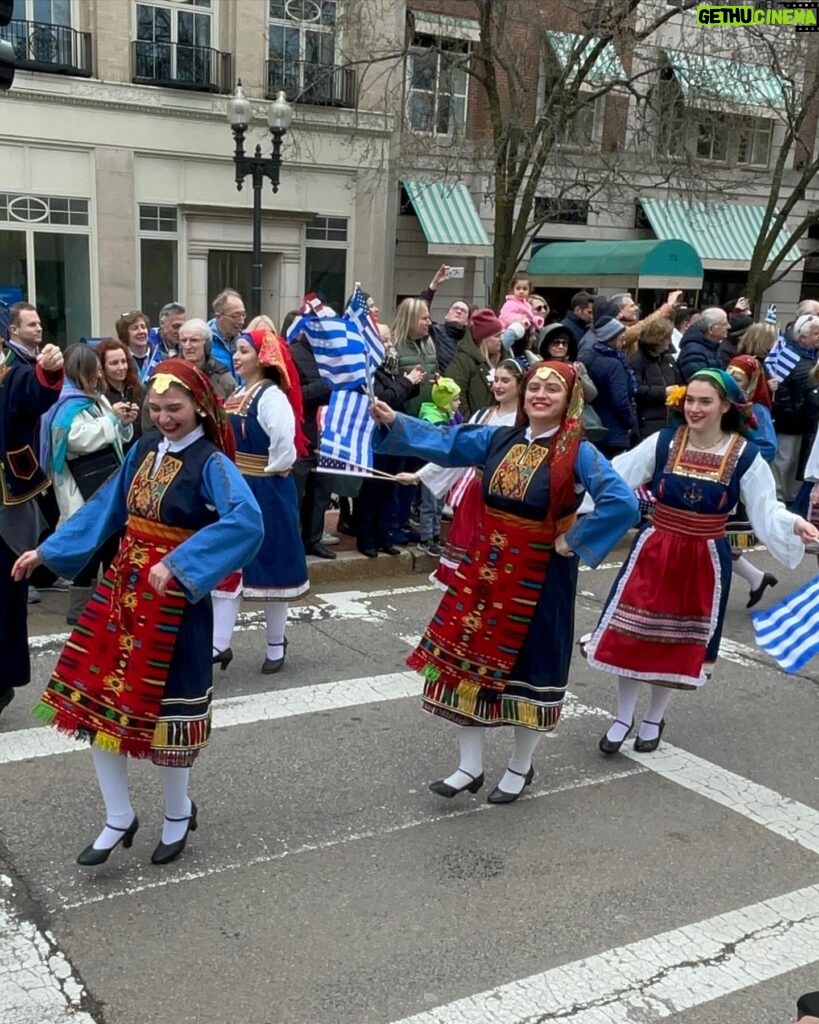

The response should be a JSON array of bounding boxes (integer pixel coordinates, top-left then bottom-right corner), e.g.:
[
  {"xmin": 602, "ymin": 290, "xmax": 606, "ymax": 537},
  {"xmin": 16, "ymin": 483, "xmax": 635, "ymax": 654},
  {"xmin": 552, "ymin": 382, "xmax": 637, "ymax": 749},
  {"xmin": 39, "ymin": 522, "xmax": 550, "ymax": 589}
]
[
  {"xmin": 126, "ymin": 515, "xmax": 195, "ymax": 543},
  {"xmin": 651, "ymin": 503, "xmax": 727, "ymax": 540},
  {"xmin": 235, "ymin": 452, "xmax": 269, "ymax": 477}
]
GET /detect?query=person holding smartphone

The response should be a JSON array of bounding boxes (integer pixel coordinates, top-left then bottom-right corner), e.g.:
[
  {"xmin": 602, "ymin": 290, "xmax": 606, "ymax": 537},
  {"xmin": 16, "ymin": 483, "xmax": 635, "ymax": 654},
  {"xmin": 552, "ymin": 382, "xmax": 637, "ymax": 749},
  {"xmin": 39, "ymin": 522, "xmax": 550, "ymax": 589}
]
[
  {"xmin": 421, "ymin": 264, "xmax": 472, "ymax": 372},
  {"xmin": 97, "ymin": 338, "xmax": 144, "ymax": 449}
]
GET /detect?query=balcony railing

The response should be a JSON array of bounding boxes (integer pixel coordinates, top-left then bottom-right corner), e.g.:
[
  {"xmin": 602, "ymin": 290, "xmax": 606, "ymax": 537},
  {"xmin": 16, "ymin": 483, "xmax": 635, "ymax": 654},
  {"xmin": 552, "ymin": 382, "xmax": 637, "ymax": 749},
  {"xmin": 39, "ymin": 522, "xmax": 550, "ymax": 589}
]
[
  {"xmin": 266, "ymin": 58, "xmax": 356, "ymax": 108},
  {"xmin": 1, "ymin": 19, "xmax": 92, "ymax": 76},
  {"xmin": 131, "ymin": 41, "xmax": 232, "ymax": 94}
]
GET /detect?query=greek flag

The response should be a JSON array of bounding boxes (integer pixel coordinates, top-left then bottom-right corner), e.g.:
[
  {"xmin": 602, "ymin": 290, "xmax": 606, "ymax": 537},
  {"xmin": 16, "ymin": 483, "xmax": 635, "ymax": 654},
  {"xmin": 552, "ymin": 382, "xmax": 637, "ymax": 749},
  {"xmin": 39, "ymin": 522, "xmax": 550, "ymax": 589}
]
[
  {"xmin": 317, "ymin": 390, "xmax": 375, "ymax": 474},
  {"xmin": 764, "ymin": 337, "xmax": 800, "ymax": 381},
  {"xmin": 345, "ymin": 283, "xmax": 385, "ymax": 372},
  {"xmin": 751, "ymin": 574, "xmax": 819, "ymax": 672}
]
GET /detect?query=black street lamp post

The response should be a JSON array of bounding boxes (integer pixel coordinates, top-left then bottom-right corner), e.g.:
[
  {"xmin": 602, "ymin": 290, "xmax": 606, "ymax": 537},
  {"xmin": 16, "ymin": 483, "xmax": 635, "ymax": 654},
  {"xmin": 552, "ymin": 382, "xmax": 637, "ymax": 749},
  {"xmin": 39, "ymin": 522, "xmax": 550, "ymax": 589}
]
[{"xmin": 227, "ymin": 82, "xmax": 293, "ymax": 320}]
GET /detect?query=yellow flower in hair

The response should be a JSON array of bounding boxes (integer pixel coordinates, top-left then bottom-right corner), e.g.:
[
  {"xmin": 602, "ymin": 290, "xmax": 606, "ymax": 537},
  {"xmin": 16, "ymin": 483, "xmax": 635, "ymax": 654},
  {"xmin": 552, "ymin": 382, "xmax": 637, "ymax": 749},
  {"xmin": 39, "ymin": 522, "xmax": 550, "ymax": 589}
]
[{"xmin": 666, "ymin": 385, "xmax": 687, "ymax": 409}]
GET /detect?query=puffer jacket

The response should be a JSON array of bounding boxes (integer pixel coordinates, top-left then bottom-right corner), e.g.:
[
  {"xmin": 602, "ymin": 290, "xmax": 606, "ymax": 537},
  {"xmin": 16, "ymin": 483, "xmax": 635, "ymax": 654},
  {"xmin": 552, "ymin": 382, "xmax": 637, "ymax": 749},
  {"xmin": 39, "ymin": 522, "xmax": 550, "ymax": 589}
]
[
  {"xmin": 677, "ymin": 324, "xmax": 722, "ymax": 382},
  {"xmin": 443, "ymin": 333, "xmax": 494, "ymax": 419},
  {"xmin": 629, "ymin": 342, "xmax": 681, "ymax": 439}
]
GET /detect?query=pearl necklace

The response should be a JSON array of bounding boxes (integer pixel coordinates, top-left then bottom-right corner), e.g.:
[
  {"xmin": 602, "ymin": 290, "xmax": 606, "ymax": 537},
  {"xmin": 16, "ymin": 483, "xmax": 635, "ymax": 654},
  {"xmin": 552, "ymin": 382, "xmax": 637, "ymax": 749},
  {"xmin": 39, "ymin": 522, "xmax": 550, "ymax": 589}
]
[{"xmin": 686, "ymin": 432, "xmax": 727, "ymax": 451}]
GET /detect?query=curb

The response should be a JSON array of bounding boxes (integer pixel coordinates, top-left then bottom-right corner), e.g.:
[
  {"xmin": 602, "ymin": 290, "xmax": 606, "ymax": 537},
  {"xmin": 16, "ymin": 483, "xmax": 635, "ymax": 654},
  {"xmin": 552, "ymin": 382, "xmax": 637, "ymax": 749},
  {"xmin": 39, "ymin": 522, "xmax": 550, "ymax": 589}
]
[{"xmin": 305, "ymin": 547, "xmax": 435, "ymax": 586}]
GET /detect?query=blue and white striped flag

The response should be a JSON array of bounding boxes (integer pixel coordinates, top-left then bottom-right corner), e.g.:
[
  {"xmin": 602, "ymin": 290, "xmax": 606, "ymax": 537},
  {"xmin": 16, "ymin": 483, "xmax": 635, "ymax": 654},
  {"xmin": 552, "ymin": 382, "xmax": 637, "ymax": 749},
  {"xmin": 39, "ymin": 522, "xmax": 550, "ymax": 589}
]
[
  {"xmin": 751, "ymin": 574, "xmax": 819, "ymax": 672},
  {"xmin": 288, "ymin": 317, "xmax": 367, "ymax": 390},
  {"xmin": 764, "ymin": 337, "xmax": 800, "ymax": 381},
  {"xmin": 345, "ymin": 283, "xmax": 385, "ymax": 373},
  {"xmin": 317, "ymin": 390, "xmax": 375, "ymax": 474}
]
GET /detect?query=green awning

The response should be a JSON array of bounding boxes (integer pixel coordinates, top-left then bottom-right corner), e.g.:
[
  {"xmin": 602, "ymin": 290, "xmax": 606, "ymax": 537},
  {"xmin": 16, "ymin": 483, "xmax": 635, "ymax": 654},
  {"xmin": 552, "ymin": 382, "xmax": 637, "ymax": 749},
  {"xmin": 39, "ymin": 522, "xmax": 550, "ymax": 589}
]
[
  {"xmin": 526, "ymin": 239, "xmax": 703, "ymax": 290},
  {"xmin": 663, "ymin": 49, "xmax": 789, "ymax": 110},
  {"xmin": 402, "ymin": 180, "xmax": 491, "ymax": 257},
  {"xmin": 410, "ymin": 11, "xmax": 480, "ymax": 42},
  {"xmin": 545, "ymin": 32, "xmax": 625, "ymax": 86},
  {"xmin": 640, "ymin": 197, "xmax": 801, "ymax": 268}
]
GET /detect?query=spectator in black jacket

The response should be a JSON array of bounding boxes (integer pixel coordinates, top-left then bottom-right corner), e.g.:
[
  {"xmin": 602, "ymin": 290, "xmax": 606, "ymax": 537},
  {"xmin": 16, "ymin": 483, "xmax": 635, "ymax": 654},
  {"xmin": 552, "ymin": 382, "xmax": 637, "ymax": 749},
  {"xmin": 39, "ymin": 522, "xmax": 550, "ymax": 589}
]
[
  {"xmin": 629, "ymin": 318, "xmax": 681, "ymax": 440},
  {"xmin": 585, "ymin": 316, "xmax": 637, "ymax": 458},
  {"xmin": 718, "ymin": 314, "xmax": 754, "ymax": 367},
  {"xmin": 676, "ymin": 307, "xmax": 728, "ymax": 382},
  {"xmin": 772, "ymin": 314, "xmax": 819, "ymax": 504},
  {"xmin": 420, "ymin": 264, "xmax": 470, "ymax": 371},
  {"xmin": 355, "ymin": 329, "xmax": 423, "ymax": 558},
  {"xmin": 287, "ymin": 319, "xmax": 338, "ymax": 560},
  {"xmin": 561, "ymin": 291, "xmax": 594, "ymax": 345}
]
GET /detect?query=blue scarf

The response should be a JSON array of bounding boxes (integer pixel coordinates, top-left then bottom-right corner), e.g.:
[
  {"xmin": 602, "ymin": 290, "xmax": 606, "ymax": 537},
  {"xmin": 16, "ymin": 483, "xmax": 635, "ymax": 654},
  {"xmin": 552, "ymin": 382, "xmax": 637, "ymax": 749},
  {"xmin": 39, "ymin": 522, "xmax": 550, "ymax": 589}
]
[
  {"xmin": 39, "ymin": 380, "xmax": 95, "ymax": 475},
  {"xmin": 592, "ymin": 341, "xmax": 638, "ymax": 395}
]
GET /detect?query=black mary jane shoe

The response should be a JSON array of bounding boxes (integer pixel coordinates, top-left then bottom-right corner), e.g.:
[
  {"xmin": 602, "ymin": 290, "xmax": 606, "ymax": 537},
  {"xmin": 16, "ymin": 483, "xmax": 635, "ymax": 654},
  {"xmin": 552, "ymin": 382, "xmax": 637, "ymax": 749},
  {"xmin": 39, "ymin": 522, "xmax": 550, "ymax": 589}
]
[
  {"xmin": 633, "ymin": 719, "xmax": 666, "ymax": 754},
  {"xmin": 486, "ymin": 765, "xmax": 535, "ymax": 805},
  {"xmin": 77, "ymin": 816, "xmax": 139, "ymax": 866},
  {"xmin": 598, "ymin": 719, "xmax": 634, "ymax": 756},
  {"xmin": 212, "ymin": 647, "xmax": 233, "ymax": 671},
  {"xmin": 429, "ymin": 770, "xmax": 485, "ymax": 798},
  {"xmin": 151, "ymin": 802, "xmax": 198, "ymax": 866},
  {"xmin": 746, "ymin": 572, "xmax": 778, "ymax": 609},
  {"xmin": 262, "ymin": 637, "xmax": 288, "ymax": 675}
]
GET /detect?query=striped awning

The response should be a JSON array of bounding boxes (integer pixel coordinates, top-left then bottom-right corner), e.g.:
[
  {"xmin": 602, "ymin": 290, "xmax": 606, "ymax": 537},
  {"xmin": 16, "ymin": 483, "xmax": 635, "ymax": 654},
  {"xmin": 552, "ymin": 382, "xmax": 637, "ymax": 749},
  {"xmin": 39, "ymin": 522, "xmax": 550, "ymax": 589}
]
[
  {"xmin": 639, "ymin": 197, "xmax": 801, "ymax": 269},
  {"xmin": 402, "ymin": 181, "xmax": 491, "ymax": 257},
  {"xmin": 410, "ymin": 11, "xmax": 481, "ymax": 42},
  {"xmin": 545, "ymin": 32, "xmax": 625, "ymax": 87},
  {"xmin": 663, "ymin": 49, "xmax": 789, "ymax": 110}
]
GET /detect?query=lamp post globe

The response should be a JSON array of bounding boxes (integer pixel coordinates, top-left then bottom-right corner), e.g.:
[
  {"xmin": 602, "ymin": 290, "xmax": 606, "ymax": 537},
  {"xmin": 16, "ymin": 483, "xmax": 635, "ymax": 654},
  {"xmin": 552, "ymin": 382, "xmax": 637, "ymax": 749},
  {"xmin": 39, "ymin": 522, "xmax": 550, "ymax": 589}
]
[{"xmin": 268, "ymin": 90, "xmax": 293, "ymax": 132}]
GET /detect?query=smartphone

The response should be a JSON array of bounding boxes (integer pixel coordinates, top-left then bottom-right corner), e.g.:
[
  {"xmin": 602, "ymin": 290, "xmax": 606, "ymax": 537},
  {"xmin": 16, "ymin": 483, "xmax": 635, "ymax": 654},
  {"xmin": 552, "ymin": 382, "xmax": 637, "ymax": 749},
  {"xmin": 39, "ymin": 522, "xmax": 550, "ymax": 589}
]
[{"xmin": 445, "ymin": 266, "xmax": 465, "ymax": 280}]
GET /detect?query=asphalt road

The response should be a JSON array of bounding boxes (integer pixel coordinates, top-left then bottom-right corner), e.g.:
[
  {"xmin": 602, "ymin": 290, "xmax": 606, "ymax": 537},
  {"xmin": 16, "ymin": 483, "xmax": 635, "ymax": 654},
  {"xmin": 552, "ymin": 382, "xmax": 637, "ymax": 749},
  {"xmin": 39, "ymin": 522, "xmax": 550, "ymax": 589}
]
[{"xmin": 2, "ymin": 543, "xmax": 819, "ymax": 1024}]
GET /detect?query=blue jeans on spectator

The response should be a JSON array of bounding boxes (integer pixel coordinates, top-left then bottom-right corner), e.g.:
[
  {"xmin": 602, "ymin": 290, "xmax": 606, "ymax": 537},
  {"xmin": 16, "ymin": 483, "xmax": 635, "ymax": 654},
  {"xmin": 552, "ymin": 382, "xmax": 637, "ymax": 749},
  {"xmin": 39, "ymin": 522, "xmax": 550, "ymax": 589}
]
[{"xmin": 420, "ymin": 484, "xmax": 443, "ymax": 542}]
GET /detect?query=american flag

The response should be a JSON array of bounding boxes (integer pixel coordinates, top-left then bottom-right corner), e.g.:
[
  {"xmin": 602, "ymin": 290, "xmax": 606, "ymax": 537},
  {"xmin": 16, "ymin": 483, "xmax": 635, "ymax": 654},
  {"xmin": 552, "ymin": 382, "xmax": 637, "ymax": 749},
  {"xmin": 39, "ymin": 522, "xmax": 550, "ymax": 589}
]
[
  {"xmin": 752, "ymin": 574, "xmax": 819, "ymax": 672},
  {"xmin": 345, "ymin": 283, "xmax": 385, "ymax": 373},
  {"xmin": 317, "ymin": 390, "xmax": 375, "ymax": 474},
  {"xmin": 765, "ymin": 336, "xmax": 801, "ymax": 382}
]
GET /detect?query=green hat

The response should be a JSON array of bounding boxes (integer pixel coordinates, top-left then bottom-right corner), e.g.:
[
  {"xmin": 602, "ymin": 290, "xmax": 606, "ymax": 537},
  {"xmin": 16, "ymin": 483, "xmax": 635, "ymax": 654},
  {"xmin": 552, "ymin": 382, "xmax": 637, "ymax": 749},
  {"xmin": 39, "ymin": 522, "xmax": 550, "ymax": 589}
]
[{"xmin": 431, "ymin": 377, "xmax": 461, "ymax": 409}]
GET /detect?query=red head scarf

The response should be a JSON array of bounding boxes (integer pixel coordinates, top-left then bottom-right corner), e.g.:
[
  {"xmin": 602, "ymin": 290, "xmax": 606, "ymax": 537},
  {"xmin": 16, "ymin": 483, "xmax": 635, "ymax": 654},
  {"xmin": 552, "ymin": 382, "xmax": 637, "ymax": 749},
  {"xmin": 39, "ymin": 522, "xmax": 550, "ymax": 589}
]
[
  {"xmin": 147, "ymin": 358, "xmax": 236, "ymax": 460},
  {"xmin": 240, "ymin": 329, "xmax": 309, "ymax": 458},
  {"xmin": 727, "ymin": 354, "xmax": 771, "ymax": 410},
  {"xmin": 517, "ymin": 360, "xmax": 585, "ymax": 517}
]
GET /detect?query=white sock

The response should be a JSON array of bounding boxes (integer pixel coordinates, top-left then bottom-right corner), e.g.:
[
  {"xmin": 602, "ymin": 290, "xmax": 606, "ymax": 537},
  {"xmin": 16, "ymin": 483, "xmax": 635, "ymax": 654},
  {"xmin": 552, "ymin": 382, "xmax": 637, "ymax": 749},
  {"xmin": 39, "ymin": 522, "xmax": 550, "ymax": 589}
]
[
  {"xmin": 212, "ymin": 595, "xmax": 241, "ymax": 654},
  {"xmin": 732, "ymin": 554, "xmax": 765, "ymax": 591},
  {"xmin": 637, "ymin": 685, "xmax": 673, "ymax": 742},
  {"xmin": 264, "ymin": 602, "xmax": 288, "ymax": 660},
  {"xmin": 156, "ymin": 765, "xmax": 192, "ymax": 845},
  {"xmin": 90, "ymin": 748, "xmax": 134, "ymax": 850},
  {"xmin": 442, "ymin": 725, "xmax": 486, "ymax": 789},
  {"xmin": 496, "ymin": 726, "xmax": 542, "ymax": 795},
  {"xmin": 606, "ymin": 676, "xmax": 644, "ymax": 743}
]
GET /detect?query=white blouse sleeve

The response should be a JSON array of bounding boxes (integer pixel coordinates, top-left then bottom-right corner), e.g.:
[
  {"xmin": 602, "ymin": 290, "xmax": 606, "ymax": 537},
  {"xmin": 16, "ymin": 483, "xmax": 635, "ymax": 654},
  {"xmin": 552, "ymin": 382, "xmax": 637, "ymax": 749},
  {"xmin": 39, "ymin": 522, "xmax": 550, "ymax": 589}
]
[
  {"xmin": 611, "ymin": 433, "xmax": 661, "ymax": 488},
  {"xmin": 256, "ymin": 386, "xmax": 297, "ymax": 473},
  {"xmin": 417, "ymin": 462, "xmax": 464, "ymax": 498},
  {"xmin": 740, "ymin": 453, "xmax": 804, "ymax": 569}
]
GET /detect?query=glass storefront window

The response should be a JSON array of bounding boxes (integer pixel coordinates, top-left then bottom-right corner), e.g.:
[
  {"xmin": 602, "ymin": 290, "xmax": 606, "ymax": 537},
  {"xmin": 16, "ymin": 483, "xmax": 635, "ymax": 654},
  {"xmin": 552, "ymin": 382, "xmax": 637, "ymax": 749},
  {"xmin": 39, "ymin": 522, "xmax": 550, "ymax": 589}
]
[
  {"xmin": 0, "ymin": 227, "xmax": 90, "ymax": 346},
  {"xmin": 34, "ymin": 232, "xmax": 91, "ymax": 347},
  {"xmin": 0, "ymin": 229, "xmax": 28, "ymax": 307},
  {"xmin": 304, "ymin": 246, "xmax": 346, "ymax": 311},
  {"xmin": 140, "ymin": 237, "xmax": 178, "ymax": 325}
]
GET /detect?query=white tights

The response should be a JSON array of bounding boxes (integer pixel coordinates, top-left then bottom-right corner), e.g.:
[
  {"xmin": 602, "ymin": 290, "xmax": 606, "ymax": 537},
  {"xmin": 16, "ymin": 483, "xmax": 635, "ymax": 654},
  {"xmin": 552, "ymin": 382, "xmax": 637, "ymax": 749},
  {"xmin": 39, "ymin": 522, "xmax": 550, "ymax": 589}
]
[
  {"xmin": 89, "ymin": 748, "xmax": 193, "ymax": 849},
  {"xmin": 441, "ymin": 724, "xmax": 543, "ymax": 796},
  {"xmin": 212, "ymin": 595, "xmax": 289, "ymax": 660},
  {"xmin": 607, "ymin": 676, "xmax": 674, "ymax": 744}
]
